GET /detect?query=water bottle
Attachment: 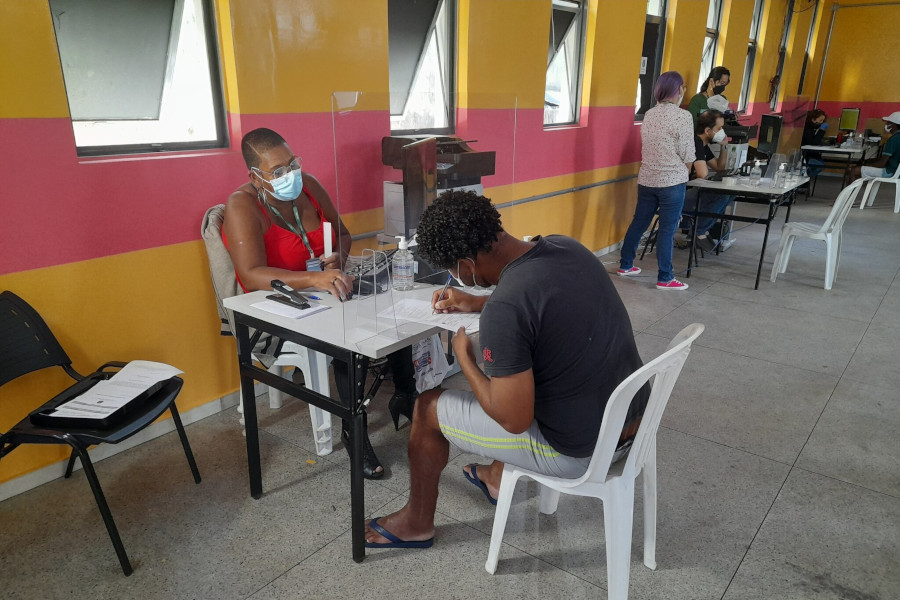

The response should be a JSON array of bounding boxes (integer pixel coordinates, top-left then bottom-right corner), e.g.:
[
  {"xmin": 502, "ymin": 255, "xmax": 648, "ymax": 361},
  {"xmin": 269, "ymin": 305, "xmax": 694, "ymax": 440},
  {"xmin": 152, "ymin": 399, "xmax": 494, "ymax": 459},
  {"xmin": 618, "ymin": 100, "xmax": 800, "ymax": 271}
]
[
  {"xmin": 392, "ymin": 236, "xmax": 415, "ymax": 291},
  {"xmin": 750, "ymin": 161, "xmax": 762, "ymax": 186}
]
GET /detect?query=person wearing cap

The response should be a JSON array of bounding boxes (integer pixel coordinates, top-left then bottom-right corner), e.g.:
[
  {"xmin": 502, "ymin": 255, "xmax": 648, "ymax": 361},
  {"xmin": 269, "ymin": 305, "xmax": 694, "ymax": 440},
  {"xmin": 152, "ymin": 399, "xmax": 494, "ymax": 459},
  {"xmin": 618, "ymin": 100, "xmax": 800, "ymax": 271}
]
[
  {"xmin": 687, "ymin": 66, "xmax": 731, "ymax": 125},
  {"xmin": 851, "ymin": 112, "xmax": 900, "ymax": 181}
]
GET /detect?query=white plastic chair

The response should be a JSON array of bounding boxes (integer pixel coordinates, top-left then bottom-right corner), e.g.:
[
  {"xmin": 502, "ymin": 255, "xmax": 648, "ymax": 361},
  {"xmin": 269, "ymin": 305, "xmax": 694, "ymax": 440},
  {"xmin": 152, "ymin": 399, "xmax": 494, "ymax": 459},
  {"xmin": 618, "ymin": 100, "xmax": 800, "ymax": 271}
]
[
  {"xmin": 769, "ymin": 179, "xmax": 864, "ymax": 290},
  {"xmin": 858, "ymin": 166, "xmax": 900, "ymax": 212},
  {"xmin": 201, "ymin": 205, "xmax": 333, "ymax": 456},
  {"xmin": 484, "ymin": 324, "xmax": 704, "ymax": 600}
]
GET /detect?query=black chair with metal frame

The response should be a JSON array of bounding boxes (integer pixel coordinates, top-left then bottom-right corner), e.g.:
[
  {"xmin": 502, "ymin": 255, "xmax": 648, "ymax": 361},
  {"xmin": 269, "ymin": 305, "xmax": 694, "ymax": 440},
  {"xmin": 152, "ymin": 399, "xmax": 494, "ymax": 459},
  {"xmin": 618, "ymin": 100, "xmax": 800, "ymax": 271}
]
[{"xmin": 0, "ymin": 290, "xmax": 201, "ymax": 576}]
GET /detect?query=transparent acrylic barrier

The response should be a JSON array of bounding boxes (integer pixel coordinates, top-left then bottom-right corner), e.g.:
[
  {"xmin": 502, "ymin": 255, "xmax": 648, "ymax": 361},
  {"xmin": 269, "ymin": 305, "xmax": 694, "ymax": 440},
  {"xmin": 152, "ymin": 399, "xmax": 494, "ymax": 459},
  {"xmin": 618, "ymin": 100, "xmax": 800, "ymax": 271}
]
[{"xmin": 330, "ymin": 91, "xmax": 520, "ymax": 350}]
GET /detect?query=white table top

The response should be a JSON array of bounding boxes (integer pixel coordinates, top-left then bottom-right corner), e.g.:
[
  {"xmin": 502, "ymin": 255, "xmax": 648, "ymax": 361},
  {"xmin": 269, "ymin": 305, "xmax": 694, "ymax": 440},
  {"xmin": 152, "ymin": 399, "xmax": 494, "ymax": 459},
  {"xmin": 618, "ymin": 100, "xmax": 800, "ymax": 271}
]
[
  {"xmin": 224, "ymin": 285, "xmax": 448, "ymax": 359},
  {"xmin": 687, "ymin": 175, "xmax": 809, "ymax": 198}
]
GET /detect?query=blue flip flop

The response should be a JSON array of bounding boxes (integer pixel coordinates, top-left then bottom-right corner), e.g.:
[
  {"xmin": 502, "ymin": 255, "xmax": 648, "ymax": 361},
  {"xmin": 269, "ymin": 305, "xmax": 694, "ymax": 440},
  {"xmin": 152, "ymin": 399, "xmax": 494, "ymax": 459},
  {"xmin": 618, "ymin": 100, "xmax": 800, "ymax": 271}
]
[
  {"xmin": 463, "ymin": 464, "xmax": 497, "ymax": 506},
  {"xmin": 365, "ymin": 517, "xmax": 434, "ymax": 549}
]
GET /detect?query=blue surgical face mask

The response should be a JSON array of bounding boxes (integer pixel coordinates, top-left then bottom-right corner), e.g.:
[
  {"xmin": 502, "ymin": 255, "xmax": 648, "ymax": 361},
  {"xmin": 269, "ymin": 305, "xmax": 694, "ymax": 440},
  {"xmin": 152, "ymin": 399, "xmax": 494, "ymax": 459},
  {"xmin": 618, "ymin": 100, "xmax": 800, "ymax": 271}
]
[{"xmin": 267, "ymin": 168, "xmax": 303, "ymax": 201}]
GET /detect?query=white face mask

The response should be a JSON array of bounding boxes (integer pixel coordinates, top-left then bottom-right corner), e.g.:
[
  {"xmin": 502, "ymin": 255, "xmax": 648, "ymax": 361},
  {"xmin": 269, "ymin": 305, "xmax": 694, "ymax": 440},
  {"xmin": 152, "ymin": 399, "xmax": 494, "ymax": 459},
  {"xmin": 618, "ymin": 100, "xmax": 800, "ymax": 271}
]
[
  {"xmin": 886, "ymin": 124, "xmax": 895, "ymax": 134},
  {"xmin": 712, "ymin": 129, "xmax": 727, "ymax": 143},
  {"xmin": 454, "ymin": 258, "xmax": 485, "ymax": 289}
]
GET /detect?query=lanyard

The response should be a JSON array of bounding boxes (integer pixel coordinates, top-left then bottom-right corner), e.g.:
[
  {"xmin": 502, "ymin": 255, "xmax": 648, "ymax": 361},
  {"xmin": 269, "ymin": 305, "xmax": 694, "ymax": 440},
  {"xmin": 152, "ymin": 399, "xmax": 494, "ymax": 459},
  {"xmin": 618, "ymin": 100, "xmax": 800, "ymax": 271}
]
[{"xmin": 266, "ymin": 200, "xmax": 315, "ymax": 259}]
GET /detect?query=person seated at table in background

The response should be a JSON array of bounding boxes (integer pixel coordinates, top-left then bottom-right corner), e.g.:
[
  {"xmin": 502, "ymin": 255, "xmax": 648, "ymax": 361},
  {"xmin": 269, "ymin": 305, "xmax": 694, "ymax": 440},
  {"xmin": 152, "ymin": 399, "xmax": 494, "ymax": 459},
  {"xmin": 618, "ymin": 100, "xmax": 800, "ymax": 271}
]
[
  {"xmin": 802, "ymin": 109, "xmax": 829, "ymax": 177},
  {"xmin": 362, "ymin": 190, "xmax": 649, "ymax": 549},
  {"xmin": 684, "ymin": 109, "xmax": 734, "ymax": 253},
  {"xmin": 850, "ymin": 111, "xmax": 900, "ymax": 182},
  {"xmin": 687, "ymin": 66, "xmax": 731, "ymax": 125},
  {"xmin": 223, "ymin": 127, "xmax": 418, "ymax": 480}
]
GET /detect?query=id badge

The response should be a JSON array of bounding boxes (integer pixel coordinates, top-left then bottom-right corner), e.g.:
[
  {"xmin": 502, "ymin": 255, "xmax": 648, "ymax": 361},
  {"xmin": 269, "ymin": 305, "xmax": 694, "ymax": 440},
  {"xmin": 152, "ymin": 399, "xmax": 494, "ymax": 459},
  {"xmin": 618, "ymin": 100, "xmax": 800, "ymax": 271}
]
[{"xmin": 306, "ymin": 258, "xmax": 323, "ymax": 272}]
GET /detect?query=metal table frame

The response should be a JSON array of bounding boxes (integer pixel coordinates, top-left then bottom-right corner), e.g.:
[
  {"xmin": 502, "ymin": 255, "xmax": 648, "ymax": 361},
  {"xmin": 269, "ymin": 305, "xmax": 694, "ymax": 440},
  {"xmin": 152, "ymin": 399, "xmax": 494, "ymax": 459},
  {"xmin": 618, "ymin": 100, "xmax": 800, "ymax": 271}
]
[{"xmin": 685, "ymin": 178, "xmax": 808, "ymax": 289}]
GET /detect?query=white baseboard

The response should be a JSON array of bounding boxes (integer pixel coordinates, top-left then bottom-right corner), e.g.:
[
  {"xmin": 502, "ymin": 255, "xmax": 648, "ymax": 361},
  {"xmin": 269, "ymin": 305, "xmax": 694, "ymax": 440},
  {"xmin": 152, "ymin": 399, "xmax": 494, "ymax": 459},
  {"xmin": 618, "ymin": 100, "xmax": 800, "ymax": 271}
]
[
  {"xmin": 594, "ymin": 241, "xmax": 623, "ymax": 257},
  {"xmin": 0, "ymin": 391, "xmax": 241, "ymax": 503}
]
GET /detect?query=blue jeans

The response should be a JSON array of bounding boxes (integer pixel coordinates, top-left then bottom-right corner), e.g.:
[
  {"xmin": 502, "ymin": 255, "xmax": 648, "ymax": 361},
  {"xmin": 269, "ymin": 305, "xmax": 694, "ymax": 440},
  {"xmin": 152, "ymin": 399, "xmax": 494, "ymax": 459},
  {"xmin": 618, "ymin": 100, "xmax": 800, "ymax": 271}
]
[
  {"xmin": 620, "ymin": 183, "xmax": 686, "ymax": 283},
  {"xmin": 683, "ymin": 191, "xmax": 735, "ymax": 236}
]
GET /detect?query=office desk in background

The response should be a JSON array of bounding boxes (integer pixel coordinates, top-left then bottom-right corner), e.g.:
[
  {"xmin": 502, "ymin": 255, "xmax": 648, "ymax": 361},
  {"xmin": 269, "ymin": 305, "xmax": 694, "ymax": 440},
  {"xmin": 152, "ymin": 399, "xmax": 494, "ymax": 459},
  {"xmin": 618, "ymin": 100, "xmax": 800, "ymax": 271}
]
[
  {"xmin": 801, "ymin": 143, "xmax": 879, "ymax": 188},
  {"xmin": 223, "ymin": 286, "xmax": 445, "ymax": 563},
  {"xmin": 685, "ymin": 176, "xmax": 809, "ymax": 290}
]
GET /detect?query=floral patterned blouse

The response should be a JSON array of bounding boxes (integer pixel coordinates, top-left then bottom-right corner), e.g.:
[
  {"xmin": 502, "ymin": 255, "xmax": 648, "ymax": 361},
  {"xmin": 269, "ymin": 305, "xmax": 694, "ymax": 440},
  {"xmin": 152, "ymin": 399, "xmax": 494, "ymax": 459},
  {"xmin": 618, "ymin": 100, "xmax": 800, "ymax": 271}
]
[{"xmin": 638, "ymin": 102, "xmax": 695, "ymax": 188}]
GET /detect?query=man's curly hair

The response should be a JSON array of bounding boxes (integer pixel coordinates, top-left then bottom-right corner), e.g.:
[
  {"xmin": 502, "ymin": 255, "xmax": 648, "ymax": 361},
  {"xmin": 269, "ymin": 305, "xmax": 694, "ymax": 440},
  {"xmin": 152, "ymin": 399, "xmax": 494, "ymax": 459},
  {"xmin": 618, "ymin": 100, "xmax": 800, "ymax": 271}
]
[{"xmin": 416, "ymin": 190, "xmax": 503, "ymax": 269}]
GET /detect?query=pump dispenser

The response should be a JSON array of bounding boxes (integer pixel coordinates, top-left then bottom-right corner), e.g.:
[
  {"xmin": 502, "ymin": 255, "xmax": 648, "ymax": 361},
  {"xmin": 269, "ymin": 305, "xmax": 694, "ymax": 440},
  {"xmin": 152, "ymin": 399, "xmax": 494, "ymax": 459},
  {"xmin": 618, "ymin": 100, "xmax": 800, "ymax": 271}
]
[{"xmin": 392, "ymin": 235, "xmax": 415, "ymax": 291}]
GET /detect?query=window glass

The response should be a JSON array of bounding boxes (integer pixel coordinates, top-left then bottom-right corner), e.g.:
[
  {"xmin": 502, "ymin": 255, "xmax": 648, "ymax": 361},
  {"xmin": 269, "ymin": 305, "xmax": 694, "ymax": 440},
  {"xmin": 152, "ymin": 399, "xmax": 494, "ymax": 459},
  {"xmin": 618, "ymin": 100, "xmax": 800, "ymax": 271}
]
[
  {"xmin": 636, "ymin": 0, "xmax": 668, "ymax": 119},
  {"xmin": 389, "ymin": 0, "xmax": 455, "ymax": 133},
  {"xmin": 697, "ymin": 0, "xmax": 723, "ymax": 92},
  {"xmin": 544, "ymin": 0, "xmax": 585, "ymax": 126},
  {"xmin": 49, "ymin": 0, "xmax": 226, "ymax": 156},
  {"xmin": 738, "ymin": 0, "xmax": 764, "ymax": 111},
  {"xmin": 797, "ymin": 0, "xmax": 820, "ymax": 94}
]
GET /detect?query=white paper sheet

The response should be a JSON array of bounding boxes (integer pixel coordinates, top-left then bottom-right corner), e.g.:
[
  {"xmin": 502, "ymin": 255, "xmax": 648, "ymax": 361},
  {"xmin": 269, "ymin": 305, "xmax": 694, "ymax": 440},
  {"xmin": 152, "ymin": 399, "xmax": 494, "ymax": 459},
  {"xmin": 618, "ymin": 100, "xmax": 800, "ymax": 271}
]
[
  {"xmin": 51, "ymin": 361, "xmax": 183, "ymax": 419},
  {"xmin": 251, "ymin": 299, "xmax": 330, "ymax": 319},
  {"xmin": 377, "ymin": 299, "xmax": 480, "ymax": 334}
]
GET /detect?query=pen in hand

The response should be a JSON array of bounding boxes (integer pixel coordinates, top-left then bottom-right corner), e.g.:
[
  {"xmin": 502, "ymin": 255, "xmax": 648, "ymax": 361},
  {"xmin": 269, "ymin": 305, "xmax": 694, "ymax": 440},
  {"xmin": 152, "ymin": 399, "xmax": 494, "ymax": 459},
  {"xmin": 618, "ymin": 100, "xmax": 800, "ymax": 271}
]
[{"xmin": 433, "ymin": 274, "xmax": 453, "ymax": 314}]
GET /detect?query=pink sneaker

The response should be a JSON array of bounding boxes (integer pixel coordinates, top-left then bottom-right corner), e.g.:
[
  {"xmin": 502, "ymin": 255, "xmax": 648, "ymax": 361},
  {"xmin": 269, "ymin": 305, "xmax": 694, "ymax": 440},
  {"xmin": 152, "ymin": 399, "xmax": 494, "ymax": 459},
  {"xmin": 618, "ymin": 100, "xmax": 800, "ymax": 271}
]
[
  {"xmin": 656, "ymin": 279, "xmax": 689, "ymax": 291},
  {"xmin": 617, "ymin": 267, "xmax": 642, "ymax": 277}
]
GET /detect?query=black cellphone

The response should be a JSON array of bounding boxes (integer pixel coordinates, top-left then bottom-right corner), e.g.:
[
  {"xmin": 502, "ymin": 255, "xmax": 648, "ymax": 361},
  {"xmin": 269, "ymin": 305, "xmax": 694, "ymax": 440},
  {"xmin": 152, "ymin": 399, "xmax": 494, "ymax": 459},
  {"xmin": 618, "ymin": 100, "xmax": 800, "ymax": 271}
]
[{"xmin": 266, "ymin": 293, "xmax": 309, "ymax": 310}]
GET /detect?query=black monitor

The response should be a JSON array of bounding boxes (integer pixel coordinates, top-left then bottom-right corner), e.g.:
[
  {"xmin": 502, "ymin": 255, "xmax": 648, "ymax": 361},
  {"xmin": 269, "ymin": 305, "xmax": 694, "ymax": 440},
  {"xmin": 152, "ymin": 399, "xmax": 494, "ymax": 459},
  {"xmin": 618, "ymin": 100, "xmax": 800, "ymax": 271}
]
[
  {"xmin": 839, "ymin": 108, "xmax": 861, "ymax": 131},
  {"xmin": 757, "ymin": 114, "xmax": 783, "ymax": 157}
]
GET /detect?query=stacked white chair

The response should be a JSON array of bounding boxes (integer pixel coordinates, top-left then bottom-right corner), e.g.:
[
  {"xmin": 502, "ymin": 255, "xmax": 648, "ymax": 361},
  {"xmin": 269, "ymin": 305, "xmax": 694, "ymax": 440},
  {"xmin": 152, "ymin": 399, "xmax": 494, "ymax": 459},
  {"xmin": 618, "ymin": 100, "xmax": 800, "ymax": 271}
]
[
  {"xmin": 484, "ymin": 324, "xmax": 704, "ymax": 600},
  {"xmin": 769, "ymin": 179, "xmax": 864, "ymax": 290}
]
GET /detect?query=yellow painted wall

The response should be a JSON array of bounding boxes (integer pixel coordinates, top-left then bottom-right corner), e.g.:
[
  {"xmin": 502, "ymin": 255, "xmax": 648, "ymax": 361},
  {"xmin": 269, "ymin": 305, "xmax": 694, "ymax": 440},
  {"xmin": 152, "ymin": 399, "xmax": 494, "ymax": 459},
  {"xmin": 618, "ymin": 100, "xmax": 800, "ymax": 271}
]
[
  {"xmin": 0, "ymin": 243, "xmax": 238, "ymax": 483},
  {"xmin": 812, "ymin": 1, "xmax": 900, "ymax": 103},
  {"xmin": 588, "ymin": 0, "xmax": 646, "ymax": 107},
  {"xmin": 717, "ymin": 0, "xmax": 756, "ymax": 96},
  {"xmin": 0, "ymin": 1, "xmax": 69, "ymax": 119},
  {"xmin": 662, "ymin": 0, "xmax": 709, "ymax": 92},
  {"xmin": 458, "ymin": 0, "xmax": 548, "ymax": 109},
  {"xmin": 229, "ymin": 0, "xmax": 390, "ymax": 113}
]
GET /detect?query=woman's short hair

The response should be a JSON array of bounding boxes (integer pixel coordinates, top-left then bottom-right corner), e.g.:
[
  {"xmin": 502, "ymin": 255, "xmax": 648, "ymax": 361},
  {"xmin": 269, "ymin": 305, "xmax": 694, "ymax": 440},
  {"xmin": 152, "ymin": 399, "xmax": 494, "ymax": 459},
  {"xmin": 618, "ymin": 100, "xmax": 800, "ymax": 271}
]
[
  {"xmin": 654, "ymin": 71, "xmax": 684, "ymax": 104},
  {"xmin": 699, "ymin": 66, "xmax": 731, "ymax": 93},
  {"xmin": 806, "ymin": 109, "xmax": 827, "ymax": 126},
  {"xmin": 696, "ymin": 110, "xmax": 724, "ymax": 135},
  {"xmin": 241, "ymin": 128, "xmax": 287, "ymax": 169}
]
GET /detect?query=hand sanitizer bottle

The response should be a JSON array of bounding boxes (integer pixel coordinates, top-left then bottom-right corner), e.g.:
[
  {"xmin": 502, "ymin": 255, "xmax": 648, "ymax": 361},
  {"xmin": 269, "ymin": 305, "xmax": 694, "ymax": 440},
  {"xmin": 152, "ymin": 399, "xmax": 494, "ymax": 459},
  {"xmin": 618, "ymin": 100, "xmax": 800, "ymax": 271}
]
[
  {"xmin": 774, "ymin": 163, "xmax": 787, "ymax": 188},
  {"xmin": 392, "ymin": 236, "xmax": 415, "ymax": 291},
  {"xmin": 750, "ymin": 160, "xmax": 762, "ymax": 186}
]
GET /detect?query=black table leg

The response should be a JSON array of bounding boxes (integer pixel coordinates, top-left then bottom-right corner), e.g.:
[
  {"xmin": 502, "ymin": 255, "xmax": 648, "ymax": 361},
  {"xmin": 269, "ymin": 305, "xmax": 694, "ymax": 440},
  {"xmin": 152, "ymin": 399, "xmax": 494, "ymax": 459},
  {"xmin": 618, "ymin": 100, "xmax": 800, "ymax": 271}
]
[
  {"xmin": 350, "ymin": 356, "xmax": 367, "ymax": 563},
  {"xmin": 235, "ymin": 321, "xmax": 263, "ymax": 499},
  {"xmin": 755, "ymin": 203, "xmax": 776, "ymax": 290}
]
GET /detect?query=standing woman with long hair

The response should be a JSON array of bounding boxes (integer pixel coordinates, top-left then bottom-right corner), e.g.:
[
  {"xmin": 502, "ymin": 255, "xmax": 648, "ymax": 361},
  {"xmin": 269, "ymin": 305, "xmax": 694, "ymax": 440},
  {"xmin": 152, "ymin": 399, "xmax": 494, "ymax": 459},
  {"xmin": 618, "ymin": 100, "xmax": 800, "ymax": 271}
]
[{"xmin": 618, "ymin": 71, "xmax": 695, "ymax": 290}]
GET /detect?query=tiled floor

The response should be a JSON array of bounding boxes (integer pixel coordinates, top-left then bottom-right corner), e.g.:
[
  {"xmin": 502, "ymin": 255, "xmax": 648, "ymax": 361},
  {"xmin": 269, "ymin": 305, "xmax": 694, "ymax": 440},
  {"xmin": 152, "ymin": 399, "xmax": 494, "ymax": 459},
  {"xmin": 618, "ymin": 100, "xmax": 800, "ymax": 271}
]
[{"xmin": 2, "ymin": 178, "xmax": 899, "ymax": 599}]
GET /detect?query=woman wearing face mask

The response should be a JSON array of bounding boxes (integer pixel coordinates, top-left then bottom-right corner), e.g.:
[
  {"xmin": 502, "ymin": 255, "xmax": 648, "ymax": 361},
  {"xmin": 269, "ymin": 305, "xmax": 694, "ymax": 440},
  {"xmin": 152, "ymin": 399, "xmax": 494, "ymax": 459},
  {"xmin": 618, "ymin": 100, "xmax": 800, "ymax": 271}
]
[
  {"xmin": 223, "ymin": 127, "xmax": 417, "ymax": 479},
  {"xmin": 802, "ymin": 109, "xmax": 829, "ymax": 177},
  {"xmin": 618, "ymin": 71, "xmax": 695, "ymax": 291},
  {"xmin": 851, "ymin": 112, "xmax": 900, "ymax": 182},
  {"xmin": 685, "ymin": 109, "xmax": 733, "ymax": 252},
  {"xmin": 687, "ymin": 66, "xmax": 731, "ymax": 125}
]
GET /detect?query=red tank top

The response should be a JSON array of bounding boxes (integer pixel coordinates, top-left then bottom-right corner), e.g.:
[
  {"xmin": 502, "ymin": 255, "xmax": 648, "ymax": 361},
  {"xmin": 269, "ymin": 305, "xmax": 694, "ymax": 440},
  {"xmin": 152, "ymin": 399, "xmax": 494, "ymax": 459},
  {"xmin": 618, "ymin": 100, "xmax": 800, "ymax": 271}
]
[{"xmin": 225, "ymin": 187, "xmax": 337, "ymax": 292}]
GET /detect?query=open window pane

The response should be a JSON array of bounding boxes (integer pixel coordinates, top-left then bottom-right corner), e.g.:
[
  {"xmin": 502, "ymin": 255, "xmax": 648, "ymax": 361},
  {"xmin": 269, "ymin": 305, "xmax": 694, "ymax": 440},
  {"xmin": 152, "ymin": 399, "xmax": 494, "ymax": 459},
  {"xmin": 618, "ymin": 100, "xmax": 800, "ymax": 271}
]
[
  {"xmin": 636, "ymin": 2, "xmax": 667, "ymax": 120},
  {"xmin": 544, "ymin": 0, "xmax": 585, "ymax": 126},
  {"xmin": 697, "ymin": 34, "xmax": 716, "ymax": 91},
  {"xmin": 389, "ymin": 0, "xmax": 455, "ymax": 134},
  {"xmin": 50, "ymin": 0, "xmax": 226, "ymax": 156}
]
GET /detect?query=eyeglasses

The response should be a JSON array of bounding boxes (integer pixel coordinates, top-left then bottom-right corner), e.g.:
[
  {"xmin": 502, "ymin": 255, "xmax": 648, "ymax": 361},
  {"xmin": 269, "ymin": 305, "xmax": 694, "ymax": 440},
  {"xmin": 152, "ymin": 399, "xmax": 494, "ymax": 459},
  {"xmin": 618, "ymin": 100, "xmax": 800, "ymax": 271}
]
[{"xmin": 253, "ymin": 157, "xmax": 301, "ymax": 180}]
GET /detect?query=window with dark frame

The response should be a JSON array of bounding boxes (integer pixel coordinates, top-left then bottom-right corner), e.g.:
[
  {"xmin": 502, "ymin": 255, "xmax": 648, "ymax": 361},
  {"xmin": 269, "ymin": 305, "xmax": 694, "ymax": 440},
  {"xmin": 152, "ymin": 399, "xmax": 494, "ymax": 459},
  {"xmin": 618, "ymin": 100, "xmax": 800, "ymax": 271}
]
[
  {"xmin": 49, "ymin": 0, "xmax": 227, "ymax": 157},
  {"xmin": 797, "ymin": 0, "xmax": 820, "ymax": 95},
  {"xmin": 544, "ymin": 0, "xmax": 587, "ymax": 126},
  {"xmin": 388, "ymin": 0, "xmax": 456, "ymax": 134},
  {"xmin": 697, "ymin": 0, "xmax": 724, "ymax": 93},
  {"xmin": 738, "ymin": 0, "xmax": 765, "ymax": 112},
  {"xmin": 635, "ymin": 0, "xmax": 668, "ymax": 120}
]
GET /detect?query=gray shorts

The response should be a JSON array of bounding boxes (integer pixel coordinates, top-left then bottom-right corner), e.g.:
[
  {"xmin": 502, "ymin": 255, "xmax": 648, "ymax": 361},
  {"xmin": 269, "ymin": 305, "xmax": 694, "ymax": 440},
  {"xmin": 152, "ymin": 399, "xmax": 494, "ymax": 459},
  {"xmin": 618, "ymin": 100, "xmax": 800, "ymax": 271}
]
[
  {"xmin": 436, "ymin": 389, "xmax": 594, "ymax": 479},
  {"xmin": 860, "ymin": 165, "xmax": 889, "ymax": 178}
]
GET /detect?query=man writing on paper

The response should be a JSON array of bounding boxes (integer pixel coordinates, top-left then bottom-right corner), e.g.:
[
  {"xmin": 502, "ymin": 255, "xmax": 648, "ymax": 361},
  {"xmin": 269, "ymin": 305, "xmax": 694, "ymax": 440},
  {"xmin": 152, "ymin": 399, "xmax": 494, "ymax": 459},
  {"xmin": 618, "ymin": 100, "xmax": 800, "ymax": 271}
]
[{"xmin": 363, "ymin": 190, "xmax": 649, "ymax": 548}]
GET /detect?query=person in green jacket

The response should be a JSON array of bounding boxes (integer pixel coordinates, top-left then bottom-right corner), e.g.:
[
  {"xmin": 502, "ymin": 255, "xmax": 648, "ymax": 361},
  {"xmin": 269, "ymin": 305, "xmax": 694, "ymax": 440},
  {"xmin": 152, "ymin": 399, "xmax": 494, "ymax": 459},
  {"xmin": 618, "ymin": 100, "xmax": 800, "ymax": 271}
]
[{"xmin": 687, "ymin": 66, "xmax": 731, "ymax": 124}]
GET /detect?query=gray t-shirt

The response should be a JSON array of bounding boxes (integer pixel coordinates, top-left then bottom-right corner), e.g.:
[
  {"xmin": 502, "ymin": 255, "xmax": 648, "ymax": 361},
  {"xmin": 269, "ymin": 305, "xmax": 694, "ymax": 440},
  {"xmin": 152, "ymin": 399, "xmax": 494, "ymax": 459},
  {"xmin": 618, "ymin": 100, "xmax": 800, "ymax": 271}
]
[{"xmin": 480, "ymin": 235, "xmax": 648, "ymax": 457}]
